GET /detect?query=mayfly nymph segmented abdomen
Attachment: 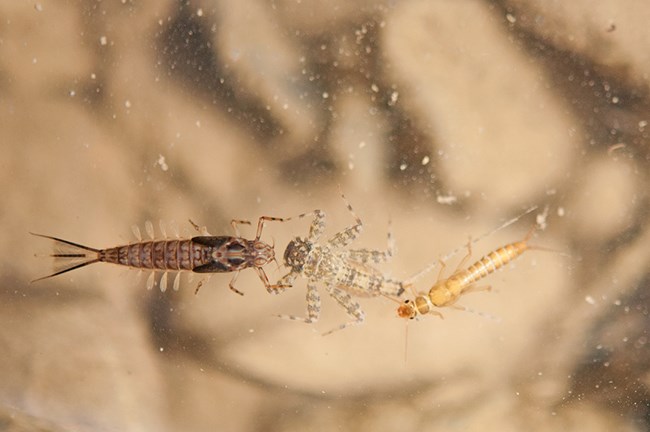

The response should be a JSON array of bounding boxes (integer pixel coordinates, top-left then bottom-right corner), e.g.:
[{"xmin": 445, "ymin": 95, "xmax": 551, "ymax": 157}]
[
  {"xmin": 32, "ymin": 216, "xmax": 291, "ymax": 295},
  {"xmin": 275, "ymin": 194, "xmax": 405, "ymax": 335},
  {"xmin": 99, "ymin": 237, "xmax": 215, "ymax": 271}
]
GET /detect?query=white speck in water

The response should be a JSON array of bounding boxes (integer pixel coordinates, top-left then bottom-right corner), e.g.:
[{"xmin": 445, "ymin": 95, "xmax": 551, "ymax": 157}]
[
  {"xmin": 506, "ymin": 13, "xmax": 516, "ymax": 23},
  {"xmin": 389, "ymin": 91, "xmax": 399, "ymax": 106},
  {"xmin": 256, "ymin": 196, "xmax": 261, "ymax": 204},
  {"xmin": 614, "ymin": 299, "xmax": 622, "ymax": 306},
  {"xmin": 638, "ymin": 120, "xmax": 648, "ymax": 130},
  {"xmin": 585, "ymin": 295, "xmax": 595, "ymax": 305},
  {"xmin": 99, "ymin": 36, "xmax": 108, "ymax": 46},
  {"xmin": 348, "ymin": 161, "xmax": 354, "ymax": 170},
  {"xmin": 124, "ymin": 100, "xmax": 131, "ymax": 108},
  {"xmin": 536, "ymin": 205, "xmax": 549, "ymax": 230},
  {"xmin": 32, "ymin": 58, "xmax": 37, "ymax": 64},
  {"xmin": 371, "ymin": 83, "xmax": 379, "ymax": 93},
  {"xmin": 607, "ymin": 143, "xmax": 626, "ymax": 156},
  {"xmin": 249, "ymin": 328, "xmax": 255, "ymax": 333},
  {"xmin": 399, "ymin": 163, "xmax": 407, "ymax": 171},
  {"xmin": 359, "ymin": 141, "xmax": 366, "ymax": 149},
  {"xmin": 611, "ymin": 96, "xmax": 619, "ymax": 104},
  {"xmin": 157, "ymin": 154, "xmax": 169, "ymax": 171},
  {"xmin": 35, "ymin": 3, "xmax": 43, "ymax": 12},
  {"xmin": 159, "ymin": 347, "xmax": 164, "ymax": 352},
  {"xmin": 437, "ymin": 194, "xmax": 457, "ymax": 205},
  {"xmin": 421, "ymin": 156, "xmax": 430, "ymax": 165},
  {"xmin": 90, "ymin": 73, "xmax": 96, "ymax": 80},
  {"xmin": 197, "ymin": 8, "xmax": 204, "ymax": 17},
  {"xmin": 322, "ymin": 92, "xmax": 329, "ymax": 99},
  {"xmin": 557, "ymin": 207, "xmax": 565, "ymax": 217},
  {"xmin": 69, "ymin": 90, "xmax": 76, "ymax": 97},
  {"xmin": 195, "ymin": 120, "xmax": 201, "ymax": 128}
]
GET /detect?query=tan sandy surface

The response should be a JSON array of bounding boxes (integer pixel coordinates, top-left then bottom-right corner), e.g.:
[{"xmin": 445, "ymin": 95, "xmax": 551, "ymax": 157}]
[{"xmin": 1, "ymin": 1, "xmax": 648, "ymax": 431}]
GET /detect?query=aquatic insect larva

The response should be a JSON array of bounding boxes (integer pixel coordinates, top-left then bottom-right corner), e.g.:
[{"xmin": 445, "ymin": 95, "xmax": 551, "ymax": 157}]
[{"xmin": 32, "ymin": 217, "xmax": 290, "ymax": 294}]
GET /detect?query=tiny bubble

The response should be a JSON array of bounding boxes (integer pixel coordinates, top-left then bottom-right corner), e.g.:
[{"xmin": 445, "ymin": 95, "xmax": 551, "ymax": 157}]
[
  {"xmin": 99, "ymin": 36, "xmax": 108, "ymax": 46},
  {"xmin": 506, "ymin": 13, "xmax": 516, "ymax": 23},
  {"xmin": 399, "ymin": 163, "xmax": 407, "ymax": 171},
  {"xmin": 421, "ymin": 156, "xmax": 430, "ymax": 165},
  {"xmin": 585, "ymin": 295, "xmax": 595, "ymax": 305},
  {"xmin": 197, "ymin": 8, "xmax": 203, "ymax": 17}
]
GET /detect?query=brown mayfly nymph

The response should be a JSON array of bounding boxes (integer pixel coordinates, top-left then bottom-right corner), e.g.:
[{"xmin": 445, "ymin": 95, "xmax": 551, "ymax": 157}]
[{"xmin": 32, "ymin": 217, "xmax": 291, "ymax": 295}]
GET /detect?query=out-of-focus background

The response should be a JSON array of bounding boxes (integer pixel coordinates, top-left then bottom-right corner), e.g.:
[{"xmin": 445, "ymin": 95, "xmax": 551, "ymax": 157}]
[{"xmin": 1, "ymin": 1, "xmax": 649, "ymax": 431}]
